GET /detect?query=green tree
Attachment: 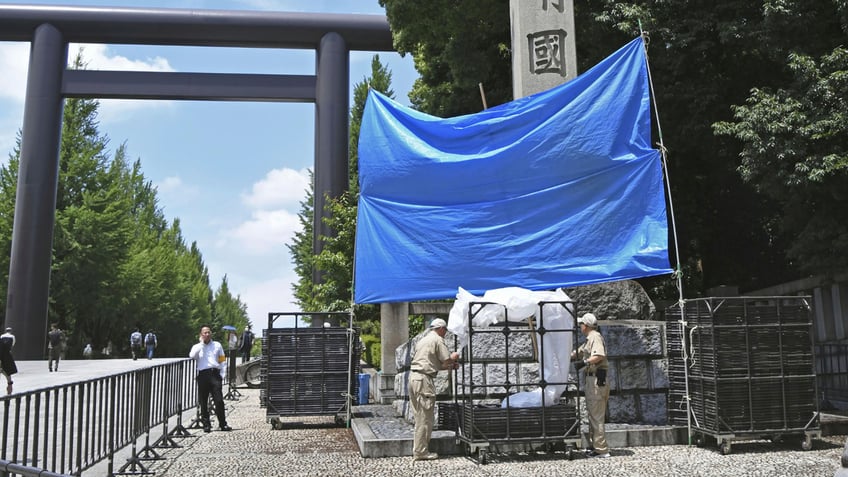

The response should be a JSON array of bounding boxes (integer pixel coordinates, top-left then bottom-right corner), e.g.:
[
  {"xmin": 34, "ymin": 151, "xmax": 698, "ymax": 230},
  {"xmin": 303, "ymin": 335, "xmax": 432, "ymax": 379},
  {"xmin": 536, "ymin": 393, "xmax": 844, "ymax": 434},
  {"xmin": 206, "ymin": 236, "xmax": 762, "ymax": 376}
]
[
  {"xmin": 289, "ymin": 171, "xmax": 319, "ymax": 311},
  {"xmin": 714, "ymin": 47, "xmax": 848, "ymax": 275},
  {"xmin": 211, "ymin": 275, "xmax": 249, "ymax": 342},
  {"xmin": 379, "ymin": 0, "xmax": 511, "ymax": 117}
]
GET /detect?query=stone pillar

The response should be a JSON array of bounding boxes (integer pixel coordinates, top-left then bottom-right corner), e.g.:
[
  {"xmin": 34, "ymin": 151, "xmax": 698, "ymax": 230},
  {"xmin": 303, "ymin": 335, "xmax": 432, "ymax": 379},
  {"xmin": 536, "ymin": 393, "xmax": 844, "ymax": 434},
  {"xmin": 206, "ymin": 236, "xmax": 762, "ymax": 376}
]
[
  {"xmin": 509, "ymin": 0, "xmax": 577, "ymax": 100},
  {"xmin": 378, "ymin": 302, "xmax": 408, "ymax": 404}
]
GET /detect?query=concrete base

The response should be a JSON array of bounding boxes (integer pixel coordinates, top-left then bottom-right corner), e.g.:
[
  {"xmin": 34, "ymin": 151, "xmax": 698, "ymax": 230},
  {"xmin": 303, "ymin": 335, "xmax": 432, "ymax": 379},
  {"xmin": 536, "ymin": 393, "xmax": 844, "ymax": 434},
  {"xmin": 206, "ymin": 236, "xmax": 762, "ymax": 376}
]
[
  {"xmin": 375, "ymin": 373, "xmax": 396, "ymax": 404},
  {"xmin": 823, "ymin": 413, "xmax": 848, "ymax": 436},
  {"xmin": 352, "ymin": 408, "xmax": 848, "ymax": 458},
  {"xmin": 353, "ymin": 417, "xmax": 686, "ymax": 458},
  {"xmin": 352, "ymin": 420, "xmax": 460, "ymax": 458}
]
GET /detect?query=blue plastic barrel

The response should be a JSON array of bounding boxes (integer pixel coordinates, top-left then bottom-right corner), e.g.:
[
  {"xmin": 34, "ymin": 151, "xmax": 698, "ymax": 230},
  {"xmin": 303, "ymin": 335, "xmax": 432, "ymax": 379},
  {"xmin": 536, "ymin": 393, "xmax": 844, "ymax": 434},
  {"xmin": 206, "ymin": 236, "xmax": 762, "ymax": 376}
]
[{"xmin": 358, "ymin": 373, "xmax": 370, "ymax": 404}]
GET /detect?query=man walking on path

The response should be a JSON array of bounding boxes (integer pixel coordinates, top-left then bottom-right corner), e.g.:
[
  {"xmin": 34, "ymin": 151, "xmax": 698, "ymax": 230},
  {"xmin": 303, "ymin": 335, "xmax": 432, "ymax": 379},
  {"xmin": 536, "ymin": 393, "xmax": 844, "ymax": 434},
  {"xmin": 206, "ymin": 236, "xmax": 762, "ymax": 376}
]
[
  {"xmin": 239, "ymin": 325, "xmax": 254, "ymax": 363},
  {"xmin": 408, "ymin": 318, "xmax": 459, "ymax": 461},
  {"xmin": 130, "ymin": 328, "xmax": 142, "ymax": 360},
  {"xmin": 0, "ymin": 327, "xmax": 17, "ymax": 394},
  {"xmin": 144, "ymin": 330, "xmax": 157, "ymax": 360},
  {"xmin": 189, "ymin": 325, "xmax": 232, "ymax": 432},
  {"xmin": 47, "ymin": 323, "xmax": 64, "ymax": 372}
]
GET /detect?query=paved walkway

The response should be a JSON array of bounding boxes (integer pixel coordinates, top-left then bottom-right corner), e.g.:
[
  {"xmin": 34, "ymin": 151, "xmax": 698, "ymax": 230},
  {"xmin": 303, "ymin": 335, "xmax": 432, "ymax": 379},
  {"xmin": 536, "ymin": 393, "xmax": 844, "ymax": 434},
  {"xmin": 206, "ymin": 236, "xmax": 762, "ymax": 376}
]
[
  {"xmin": 7, "ymin": 361, "xmax": 845, "ymax": 476},
  {"xmin": 7, "ymin": 358, "xmax": 187, "ymax": 396},
  {"xmin": 127, "ymin": 387, "xmax": 846, "ymax": 477}
]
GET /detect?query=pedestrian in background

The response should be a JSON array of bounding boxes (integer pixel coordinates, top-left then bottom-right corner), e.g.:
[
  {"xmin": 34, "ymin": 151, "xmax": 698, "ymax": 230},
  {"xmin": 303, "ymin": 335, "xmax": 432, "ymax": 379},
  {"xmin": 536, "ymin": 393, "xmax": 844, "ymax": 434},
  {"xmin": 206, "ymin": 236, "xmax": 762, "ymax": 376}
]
[
  {"xmin": 227, "ymin": 330, "xmax": 238, "ymax": 351},
  {"xmin": 144, "ymin": 330, "xmax": 157, "ymax": 360},
  {"xmin": 0, "ymin": 327, "xmax": 17, "ymax": 394},
  {"xmin": 83, "ymin": 343, "xmax": 93, "ymax": 359},
  {"xmin": 47, "ymin": 323, "xmax": 64, "ymax": 372},
  {"xmin": 572, "ymin": 312, "xmax": 611, "ymax": 458},
  {"xmin": 408, "ymin": 318, "xmax": 459, "ymax": 461},
  {"xmin": 239, "ymin": 325, "xmax": 254, "ymax": 363},
  {"xmin": 129, "ymin": 328, "xmax": 142, "ymax": 360},
  {"xmin": 189, "ymin": 325, "xmax": 232, "ymax": 432}
]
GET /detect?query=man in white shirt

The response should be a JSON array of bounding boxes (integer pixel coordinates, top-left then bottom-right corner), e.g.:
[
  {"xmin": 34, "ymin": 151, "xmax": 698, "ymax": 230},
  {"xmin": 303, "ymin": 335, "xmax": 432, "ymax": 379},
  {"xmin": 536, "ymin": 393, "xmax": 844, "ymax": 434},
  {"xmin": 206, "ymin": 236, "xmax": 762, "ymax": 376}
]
[
  {"xmin": 189, "ymin": 325, "xmax": 232, "ymax": 432},
  {"xmin": 0, "ymin": 327, "xmax": 17, "ymax": 394}
]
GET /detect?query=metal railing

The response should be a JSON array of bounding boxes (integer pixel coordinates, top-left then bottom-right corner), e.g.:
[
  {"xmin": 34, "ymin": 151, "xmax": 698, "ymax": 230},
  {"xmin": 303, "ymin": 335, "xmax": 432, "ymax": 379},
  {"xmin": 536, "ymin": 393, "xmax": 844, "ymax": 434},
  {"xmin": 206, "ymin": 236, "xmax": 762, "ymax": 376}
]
[
  {"xmin": 816, "ymin": 342, "xmax": 848, "ymax": 409},
  {"xmin": 0, "ymin": 359, "xmax": 197, "ymax": 476}
]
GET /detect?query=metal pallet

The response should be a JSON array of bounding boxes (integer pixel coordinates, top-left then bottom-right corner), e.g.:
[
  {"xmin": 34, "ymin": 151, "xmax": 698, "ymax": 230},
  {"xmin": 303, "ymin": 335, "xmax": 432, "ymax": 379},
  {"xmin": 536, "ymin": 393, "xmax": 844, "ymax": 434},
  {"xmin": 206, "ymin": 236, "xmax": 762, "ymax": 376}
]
[
  {"xmin": 666, "ymin": 296, "xmax": 821, "ymax": 454},
  {"xmin": 260, "ymin": 311, "xmax": 361, "ymax": 429}
]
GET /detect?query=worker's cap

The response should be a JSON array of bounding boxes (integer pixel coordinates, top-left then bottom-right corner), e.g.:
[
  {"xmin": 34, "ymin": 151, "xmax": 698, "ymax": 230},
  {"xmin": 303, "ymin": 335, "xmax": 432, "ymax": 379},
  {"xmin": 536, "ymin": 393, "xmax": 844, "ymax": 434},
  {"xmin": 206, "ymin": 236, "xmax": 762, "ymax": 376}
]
[
  {"xmin": 428, "ymin": 318, "xmax": 447, "ymax": 329},
  {"xmin": 4, "ymin": 327, "xmax": 10, "ymax": 332},
  {"xmin": 578, "ymin": 313, "xmax": 598, "ymax": 327}
]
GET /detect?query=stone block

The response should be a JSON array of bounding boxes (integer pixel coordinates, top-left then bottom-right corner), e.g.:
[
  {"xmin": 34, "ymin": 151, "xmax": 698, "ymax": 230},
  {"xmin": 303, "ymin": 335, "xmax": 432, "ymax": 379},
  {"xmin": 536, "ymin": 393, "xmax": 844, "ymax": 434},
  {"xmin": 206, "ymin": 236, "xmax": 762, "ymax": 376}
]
[
  {"xmin": 394, "ymin": 372, "xmax": 410, "ymax": 398},
  {"xmin": 468, "ymin": 330, "xmax": 535, "ymax": 361},
  {"xmin": 456, "ymin": 363, "xmax": 486, "ymax": 396},
  {"xmin": 639, "ymin": 393, "xmax": 668, "ymax": 425},
  {"xmin": 485, "ymin": 362, "xmax": 520, "ymax": 394},
  {"xmin": 564, "ymin": 280, "xmax": 656, "ymax": 320},
  {"xmin": 618, "ymin": 359, "xmax": 649, "ymax": 389},
  {"xmin": 608, "ymin": 394, "xmax": 636, "ymax": 423},
  {"xmin": 519, "ymin": 362, "xmax": 540, "ymax": 392},
  {"xmin": 395, "ymin": 330, "xmax": 458, "ymax": 371},
  {"xmin": 394, "ymin": 370, "xmax": 453, "ymax": 398},
  {"xmin": 650, "ymin": 359, "xmax": 669, "ymax": 388},
  {"xmin": 603, "ymin": 324, "xmax": 664, "ymax": 357}
]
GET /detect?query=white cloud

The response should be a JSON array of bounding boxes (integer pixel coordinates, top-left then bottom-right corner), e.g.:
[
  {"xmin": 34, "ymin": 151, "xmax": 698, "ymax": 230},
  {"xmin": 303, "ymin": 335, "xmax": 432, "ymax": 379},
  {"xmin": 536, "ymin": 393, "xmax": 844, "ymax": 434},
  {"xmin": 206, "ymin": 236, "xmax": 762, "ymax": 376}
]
[
  {"xmin": 70, "ymin": 44, "xmax": 177, "ymax": 123},
  {"xmin": 241, "ymin": 167, "xmax": 310, "ymax": 209},
  {"xmin": 70, "ymin": 44, "xmax": 174, "ymax": 73},
  {"xmin": 0, "ymin": 43, "xmax": 29, "ymax": 103},
  {"xmin": 155, "ymin": 176, "xmax": 201, "ymax": 209},
  {"xmin": 219, "ymin": 208, "xmax": 301, "ymax": 255},
  {"xmin": 0, "ymin": 43, "xmax": 177, "ymax": 129},
  {"xmin": 157, "ymin": 176, "xmax": 184, "ymax": 193},
  {"xmin": 238, "ymin": 275, "xmax": 300, "ymax": 329}
]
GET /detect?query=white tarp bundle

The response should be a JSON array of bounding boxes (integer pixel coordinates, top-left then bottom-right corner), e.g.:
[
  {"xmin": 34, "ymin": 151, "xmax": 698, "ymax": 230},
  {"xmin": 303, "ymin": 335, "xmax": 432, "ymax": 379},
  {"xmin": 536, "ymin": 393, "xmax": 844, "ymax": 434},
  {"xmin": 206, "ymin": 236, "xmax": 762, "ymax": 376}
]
[{"xmin": 447, "ymin": 287, "xmax": 575, "ymax": 407}]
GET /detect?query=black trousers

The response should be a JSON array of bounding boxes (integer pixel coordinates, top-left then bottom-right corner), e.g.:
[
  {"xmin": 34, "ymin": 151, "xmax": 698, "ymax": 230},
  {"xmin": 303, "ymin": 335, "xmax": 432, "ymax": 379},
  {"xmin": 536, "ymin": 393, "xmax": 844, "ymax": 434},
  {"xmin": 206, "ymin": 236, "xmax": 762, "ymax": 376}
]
[{"xmin": 196, "ymin": 368, "xmax": 227, "ymax": 428}]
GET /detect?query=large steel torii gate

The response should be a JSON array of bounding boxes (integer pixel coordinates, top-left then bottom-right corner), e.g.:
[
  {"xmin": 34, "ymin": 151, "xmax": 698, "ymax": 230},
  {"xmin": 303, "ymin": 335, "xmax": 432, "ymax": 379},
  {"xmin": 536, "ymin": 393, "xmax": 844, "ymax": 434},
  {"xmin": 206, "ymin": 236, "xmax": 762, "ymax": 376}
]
[{"xmin": 0, "ymin": 4, "xmax": 394, "ymax": 359}]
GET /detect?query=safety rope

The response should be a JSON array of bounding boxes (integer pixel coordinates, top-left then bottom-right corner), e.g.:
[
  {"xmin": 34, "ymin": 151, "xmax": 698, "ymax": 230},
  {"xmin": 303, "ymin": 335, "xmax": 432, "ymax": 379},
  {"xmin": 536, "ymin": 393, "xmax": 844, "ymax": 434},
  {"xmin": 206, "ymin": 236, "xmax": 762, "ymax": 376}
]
[{"xmin": 639, "ymin": 21, "xmax": 691, "ymax": 445}]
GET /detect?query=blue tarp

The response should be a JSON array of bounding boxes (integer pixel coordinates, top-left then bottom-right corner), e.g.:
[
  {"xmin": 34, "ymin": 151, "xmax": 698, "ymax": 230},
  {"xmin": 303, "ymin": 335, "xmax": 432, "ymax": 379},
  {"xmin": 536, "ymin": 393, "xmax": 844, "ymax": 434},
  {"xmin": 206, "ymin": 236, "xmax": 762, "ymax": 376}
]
[{"xmin": 354, "ymin": 37, "xmax": 672, "ymax": 304}]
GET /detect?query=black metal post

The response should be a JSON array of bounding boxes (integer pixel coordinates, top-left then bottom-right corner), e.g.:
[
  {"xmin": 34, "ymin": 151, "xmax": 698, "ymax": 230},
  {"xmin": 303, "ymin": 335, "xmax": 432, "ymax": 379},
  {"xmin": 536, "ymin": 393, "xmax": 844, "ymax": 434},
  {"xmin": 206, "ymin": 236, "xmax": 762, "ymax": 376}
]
[{"xmin": 4, "ymin": 23, "xmax": 67, "ymax": 360}]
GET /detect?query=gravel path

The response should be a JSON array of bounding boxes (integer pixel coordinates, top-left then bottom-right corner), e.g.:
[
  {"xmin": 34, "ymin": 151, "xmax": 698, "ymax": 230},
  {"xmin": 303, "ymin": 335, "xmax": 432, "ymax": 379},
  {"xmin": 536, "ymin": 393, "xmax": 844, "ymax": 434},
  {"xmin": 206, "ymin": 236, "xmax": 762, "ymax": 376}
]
[{"xmin": 142, "ymin": 388, "xmax": 845, "ymax": 477}]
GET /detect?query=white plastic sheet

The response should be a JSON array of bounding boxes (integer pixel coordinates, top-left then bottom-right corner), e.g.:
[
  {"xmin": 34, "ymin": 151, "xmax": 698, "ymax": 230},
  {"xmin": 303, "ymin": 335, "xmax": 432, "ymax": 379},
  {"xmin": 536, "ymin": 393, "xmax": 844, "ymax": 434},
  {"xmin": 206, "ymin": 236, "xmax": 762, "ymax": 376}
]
[{"xmin": 447, "ymin": 287, "xmax": 575, "ymax": 407}]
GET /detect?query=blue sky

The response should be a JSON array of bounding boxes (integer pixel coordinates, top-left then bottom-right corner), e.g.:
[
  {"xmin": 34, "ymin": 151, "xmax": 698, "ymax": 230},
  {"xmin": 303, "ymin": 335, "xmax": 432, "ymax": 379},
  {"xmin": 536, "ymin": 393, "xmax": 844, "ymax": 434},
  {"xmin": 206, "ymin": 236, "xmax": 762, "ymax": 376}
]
[{"xmin": 0, "ymin": 0, "xmax": 417, "ymax": 331}]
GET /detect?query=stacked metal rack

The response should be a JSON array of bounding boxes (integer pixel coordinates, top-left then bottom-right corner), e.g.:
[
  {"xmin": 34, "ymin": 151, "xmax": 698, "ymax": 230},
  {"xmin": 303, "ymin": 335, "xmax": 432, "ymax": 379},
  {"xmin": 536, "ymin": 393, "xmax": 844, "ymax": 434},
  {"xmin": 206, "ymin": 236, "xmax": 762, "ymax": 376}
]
[
  {"xmin": 260, "ymin": 311, "xmax": 361, "ymax": 429},
  {"xmin": 449, "ymin": 300, "xmax": 581, "ymax": 464},
  {"xmin": 666, "ymin": 296, "xmax": 820, "ymax": 454}
]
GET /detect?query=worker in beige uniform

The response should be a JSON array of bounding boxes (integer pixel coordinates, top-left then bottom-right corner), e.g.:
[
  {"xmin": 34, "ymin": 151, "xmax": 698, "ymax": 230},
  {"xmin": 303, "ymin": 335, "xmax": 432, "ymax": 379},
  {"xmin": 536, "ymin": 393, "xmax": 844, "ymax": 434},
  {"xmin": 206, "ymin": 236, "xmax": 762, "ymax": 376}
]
[
  {"xmin": 572, "ymin": 312, "xmax": 611, "ymax": 458},
  {"xmin": 409, "ymin": 318, "xmax": 459, "ymax": 461}
]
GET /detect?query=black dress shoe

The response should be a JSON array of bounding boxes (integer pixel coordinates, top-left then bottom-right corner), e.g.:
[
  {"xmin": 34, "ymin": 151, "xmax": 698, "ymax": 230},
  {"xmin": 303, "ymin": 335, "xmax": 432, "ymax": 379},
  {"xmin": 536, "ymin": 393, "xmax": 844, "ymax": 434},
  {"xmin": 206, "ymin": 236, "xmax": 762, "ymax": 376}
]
[
  {"xmin": 203, "ymin": 427, "xmax": 212, "ymax": 433},
  {"xmin": 219, "ymin": 425, "xmax": 232, "ymax": 431}
]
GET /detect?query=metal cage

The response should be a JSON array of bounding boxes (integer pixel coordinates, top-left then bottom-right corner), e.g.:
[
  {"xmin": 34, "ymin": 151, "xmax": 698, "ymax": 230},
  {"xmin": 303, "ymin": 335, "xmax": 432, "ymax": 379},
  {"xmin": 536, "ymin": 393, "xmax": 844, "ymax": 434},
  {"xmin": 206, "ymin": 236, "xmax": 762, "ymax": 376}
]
[
  {"xmin": 450, "ymin": 300, "xmax": 582, "ymax": 464},
  {"xmin": 666, "ymin": 296, "xmax": 820, "ymax": 454},
  {"xmin": 260, "ymin": 312, "xmax": 361, "ymax": 429}
]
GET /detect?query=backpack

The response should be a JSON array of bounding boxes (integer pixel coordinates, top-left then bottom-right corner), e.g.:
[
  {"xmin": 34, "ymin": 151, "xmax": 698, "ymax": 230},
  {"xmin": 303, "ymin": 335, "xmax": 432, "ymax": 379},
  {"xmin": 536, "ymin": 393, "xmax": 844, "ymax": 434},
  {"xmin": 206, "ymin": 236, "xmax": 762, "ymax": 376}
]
[
  {"xmin": 130, "ymin": 331, "xmax": 142, "ymax": 346},
  {"xmin": 145, "ymin": 333, "xmax": 156, "ymax": 345},
  {"xmin": 49, "ymin": 329, "xmax": 63, "ymax": 347}
]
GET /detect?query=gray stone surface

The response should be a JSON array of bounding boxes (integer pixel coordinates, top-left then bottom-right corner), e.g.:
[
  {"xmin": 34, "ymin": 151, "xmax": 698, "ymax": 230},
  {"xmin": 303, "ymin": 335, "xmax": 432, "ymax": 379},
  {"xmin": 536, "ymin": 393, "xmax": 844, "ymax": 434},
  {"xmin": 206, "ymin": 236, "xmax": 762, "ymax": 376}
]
[
  {"xmin": 837, "ymin": 436, "xmax": 848, "ymax": 477},
  {"xmin": 134, "ymin": 388, "xmax": 847, "ymax": 476},
  {"xmin": 564, "ymin": 280, "xmax": 656, "ymax": 320},
  {"xmin": 509, "ymin": 0, "xmax": 577, "ymax": 98}
]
